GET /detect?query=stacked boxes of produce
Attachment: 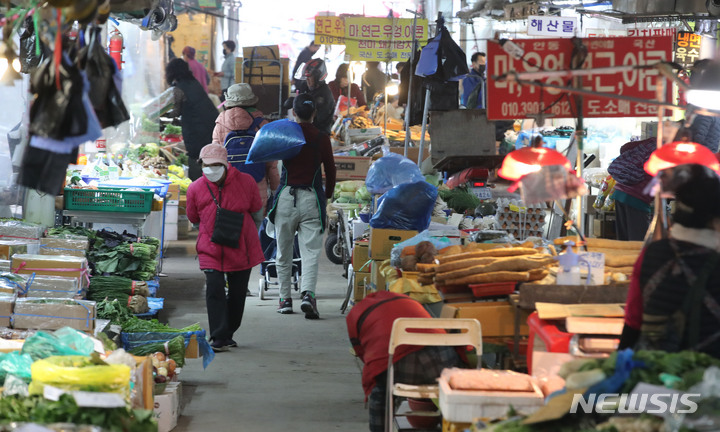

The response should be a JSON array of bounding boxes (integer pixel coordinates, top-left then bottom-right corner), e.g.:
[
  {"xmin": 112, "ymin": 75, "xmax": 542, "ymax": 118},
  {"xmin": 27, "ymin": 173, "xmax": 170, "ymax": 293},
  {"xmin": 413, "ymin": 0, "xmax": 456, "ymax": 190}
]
[
  {"xmin": 0, "ymin": 220, "xmax": 44, "ymax": 255},
  {"xmin": 366, "ymin": 228, "xmax": 418, "ymax": 292},
  {"xmin": 495, "ymin": 199, "xmax": 547, "ymax": 240}
]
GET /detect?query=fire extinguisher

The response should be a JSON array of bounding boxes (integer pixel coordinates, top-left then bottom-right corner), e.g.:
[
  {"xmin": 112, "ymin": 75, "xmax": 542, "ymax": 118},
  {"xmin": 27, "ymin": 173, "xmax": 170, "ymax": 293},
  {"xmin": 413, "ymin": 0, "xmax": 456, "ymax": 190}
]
[{"xmin": 109, "ymin": 29, "xmax": 124, "ymax": 70}]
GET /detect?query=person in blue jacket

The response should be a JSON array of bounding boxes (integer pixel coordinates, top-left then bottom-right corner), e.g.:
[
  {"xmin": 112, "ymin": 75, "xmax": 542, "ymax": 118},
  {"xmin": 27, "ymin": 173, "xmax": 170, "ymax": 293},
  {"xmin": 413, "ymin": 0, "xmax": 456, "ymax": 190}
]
[{"xmin": 460, "ymin": 52, "xmax": 486, "ymax": 109}]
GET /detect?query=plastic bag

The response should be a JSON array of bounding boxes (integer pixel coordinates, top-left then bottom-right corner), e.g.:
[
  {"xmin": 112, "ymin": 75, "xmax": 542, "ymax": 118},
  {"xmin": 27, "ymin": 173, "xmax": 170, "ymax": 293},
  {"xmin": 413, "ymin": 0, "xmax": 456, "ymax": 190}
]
[
  {"xmin": 29, "ymin": 355, "xmax": 131, "ymax": 395},
  {"xmin": 370, "ymin": 181, "xmax": 438, "ymax": 232},
  {"xmin": 54, "ymin": 327, "xmax": 95, "ymax": 356},
  {"xmin": 246, "ymin": 119, "xmax": 305, "ymax": 163},
  {"xmin": 19, "ymin": 14, "xmax": 48, "ymax": 74},
  {"xmin": 0, "ymin": 352, "xmax": 33, "ymax": 382},
  {"xmin": 390, "ymin": 230, "xmax": 452, "ymax": 267},
  {"xmin": 20, "ymin": 330, "xmax": 90, "ymax": 361},
  {"xmin": 389, "ymin": 278, "xmax": 442, "ymax": 304},
  {"xmin": 365, "ymin": 152, "xmax": 425, "ymax": 195}
]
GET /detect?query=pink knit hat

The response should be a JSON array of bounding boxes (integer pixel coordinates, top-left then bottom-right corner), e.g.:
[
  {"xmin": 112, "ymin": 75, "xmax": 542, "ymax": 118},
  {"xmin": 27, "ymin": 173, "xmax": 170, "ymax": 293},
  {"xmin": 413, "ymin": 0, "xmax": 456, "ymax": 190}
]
[{"xmin": 199, "ymin": 143, "xmax": 228, "ymax": 168}]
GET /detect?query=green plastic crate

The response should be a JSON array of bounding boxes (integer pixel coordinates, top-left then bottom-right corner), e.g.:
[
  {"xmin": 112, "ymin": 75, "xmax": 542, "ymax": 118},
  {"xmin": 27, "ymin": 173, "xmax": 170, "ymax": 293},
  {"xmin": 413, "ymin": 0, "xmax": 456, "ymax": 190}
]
[{"xmin": 64, "ymin": 188, "xmax": 154, "ymax": 213}]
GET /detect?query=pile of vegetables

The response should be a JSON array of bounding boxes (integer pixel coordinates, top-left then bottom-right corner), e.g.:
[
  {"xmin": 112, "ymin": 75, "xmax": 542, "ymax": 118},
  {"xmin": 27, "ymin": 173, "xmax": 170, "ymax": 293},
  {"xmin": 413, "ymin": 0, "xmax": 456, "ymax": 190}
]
[
  {"xmin": 333, "ymin": 181, "xmax": 370, "ymax": 205},
  {"xmin": 88, "ymin": 277, "xmax": 150, "ymax": 314},
  {"xmin": 47, "ymin": 226, "xmax": 97, "ymax": 242},
  {"xmin": 0, "ymin": 394, "xmax": 156, "ymax": 431},
  {"xmin": 150, "ymin": 351, "xmax": 178, "ymax": 385},
  {"xmin": 439, "ymin": 185, "xmax": 481, "ymax": 214},
  {"xmin": 89, "ymin": 233, "xmax": 159, "ymax": 281},
  {"xmin": 162, "ymin": 124, "xmax": 182, "ymax": 136},
  {"xmin": 128, "ymin": 335, "xmax": 186, "ymax": 367},
  {"xmin": 120, "ymin": 317, "xmax": 202, "ymax": 334}
]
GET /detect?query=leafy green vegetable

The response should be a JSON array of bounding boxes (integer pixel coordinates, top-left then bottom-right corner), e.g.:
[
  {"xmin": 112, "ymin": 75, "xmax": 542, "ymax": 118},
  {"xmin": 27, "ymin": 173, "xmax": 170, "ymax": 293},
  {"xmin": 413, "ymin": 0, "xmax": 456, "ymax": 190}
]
[
  {"xmin": 89, "ymin": 276, "xmax": 150, "ymax": 302},
  {"xmin": 0, "ymin": 394, "xmax": 156, "ymax": 431},
  {"xmin": 128, "ymin": 335, "xmax": 186, "ymax": 367},
  {"xmin": 175, "ymin": 153, "xmax": 189, "ymax": 166},
  {"xmin": 97, "ymin": 298, "xmax": 134, "ymax": 325},
  {"xmin": 162, "ymin": 124, "xmax": 182, "ymax": 136},
  {"xmin": 439, "ymin": 186, "xmax": 481, "ymax": 214},
  {"xmin": 121, "ymin": 317, "xmax": 201, "ymax": 333}
]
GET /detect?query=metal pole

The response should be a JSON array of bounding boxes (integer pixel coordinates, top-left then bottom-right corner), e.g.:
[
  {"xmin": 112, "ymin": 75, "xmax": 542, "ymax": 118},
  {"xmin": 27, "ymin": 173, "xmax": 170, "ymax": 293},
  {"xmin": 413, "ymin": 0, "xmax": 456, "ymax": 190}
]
[
  {"xmin": 646, "ymin": 77, "xmax": 669, "ymax": 244},
  {"xmin": 417, "ymin": 88, "xmax": 431, "ymax": 166},
  {"xmin": 404, "ymin": 9, "xmax": 421, "ymax": 158},
  {"xmin": 347, "ymin": 63, "xmax": 351, "ymax": 117}
]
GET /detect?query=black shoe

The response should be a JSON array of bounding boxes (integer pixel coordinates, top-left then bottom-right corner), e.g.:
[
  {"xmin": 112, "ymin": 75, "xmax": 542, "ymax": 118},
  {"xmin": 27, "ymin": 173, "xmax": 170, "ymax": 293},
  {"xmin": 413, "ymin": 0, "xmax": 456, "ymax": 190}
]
[
  {"xmin": 228, "ymin": 339, "xmax": 238, "ymax": 347},
  {"xmin": 211, "ymin": 339, "xmax": 232, "ymax": 352},
  {"xmin": 300, "ymin": 292, "xmax": 319, "ymax": 320}
]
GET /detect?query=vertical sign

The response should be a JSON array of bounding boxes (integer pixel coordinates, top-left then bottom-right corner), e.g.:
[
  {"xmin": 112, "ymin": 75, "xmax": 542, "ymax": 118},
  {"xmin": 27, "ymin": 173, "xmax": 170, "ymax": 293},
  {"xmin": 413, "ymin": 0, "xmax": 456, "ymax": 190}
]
[
  {"xmin": 675, "ymin": 31, "xmax": 703, "ymax": 69},
  {"xmin": 314, "ymin": 16, "xmax": 345, "ymax": 45},
  {"xmin": 344, "ymin": 17, "xmax": 428, "ymax": 61}
]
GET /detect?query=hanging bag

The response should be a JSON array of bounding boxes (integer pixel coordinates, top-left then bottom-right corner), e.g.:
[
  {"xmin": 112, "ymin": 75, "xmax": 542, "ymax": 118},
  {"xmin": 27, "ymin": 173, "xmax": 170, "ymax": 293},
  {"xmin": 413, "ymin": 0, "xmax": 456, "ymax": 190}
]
[{"xmin": 206, "ymin": 183, "xmax": 244, "ymax": 248}]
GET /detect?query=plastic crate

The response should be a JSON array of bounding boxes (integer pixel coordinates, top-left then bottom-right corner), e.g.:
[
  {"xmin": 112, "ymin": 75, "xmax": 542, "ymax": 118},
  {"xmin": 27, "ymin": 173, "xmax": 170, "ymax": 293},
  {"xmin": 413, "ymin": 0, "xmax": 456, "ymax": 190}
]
[{"xmin": 64, "ymin": 188, "xmax": 154, "ymax": 213}]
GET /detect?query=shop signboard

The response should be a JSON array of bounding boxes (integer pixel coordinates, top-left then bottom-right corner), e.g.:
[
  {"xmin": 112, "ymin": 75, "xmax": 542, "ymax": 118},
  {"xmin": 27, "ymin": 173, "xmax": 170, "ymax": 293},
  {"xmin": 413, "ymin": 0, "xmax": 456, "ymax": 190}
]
[
  {"xmin": 314, "ymin": 16, "xmax": 345, "ymax": 45},
  {"xmin": 344, "ymin": 17, "xmax": 428, "ymax": 61},
  {"xmin": 527, "ymin": 16, "xmax": 577, "ymax": 38},
  {"xmin": 675, "ymin": 31, "xmax": 703, "ymax": 70},
  {"xmin": 487, "ymin": 36, "xmax": 673, "ymax": 120},
  {"xmin": 627, "ymin": 28, "xmax": 676, "ymax": 38}
]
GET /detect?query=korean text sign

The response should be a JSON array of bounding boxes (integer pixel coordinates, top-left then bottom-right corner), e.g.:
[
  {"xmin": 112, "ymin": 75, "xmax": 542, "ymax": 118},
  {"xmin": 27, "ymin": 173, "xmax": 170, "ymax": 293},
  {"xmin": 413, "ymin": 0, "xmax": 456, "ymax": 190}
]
[
  {"xmin": 487, "ymin": 36, "xmax": 673, "ymax": 120},
  {"xmin": 675, "ymin": 31, "xmax": 703, "ymax": 69},
  {"xmin": 527, "ymin": 16, "xmax": 577, "ymax": 38},
  {"xmin": 314, "ymin": 16, "xmax": 345, "ymax": 45},
  {"xmin": 344, "ymin": 17, "xmax": 428, "ymax": 61}
]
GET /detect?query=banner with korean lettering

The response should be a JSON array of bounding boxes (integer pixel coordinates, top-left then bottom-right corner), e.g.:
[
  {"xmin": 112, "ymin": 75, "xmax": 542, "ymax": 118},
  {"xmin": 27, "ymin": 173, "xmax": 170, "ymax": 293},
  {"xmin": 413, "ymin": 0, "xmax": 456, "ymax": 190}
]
[
  {"xmin": 315, "ymin": 16, "xmax": 345, "ymax": 45},
  {"xmin": 487, "ymin": 36, "xmax": 673, "ymax": 120},
  {"xmin": 344, "ymin": 17, "xmax": 428, "ymax": 61},
  {"xmin": 527, "ymin": 16, "xmax": 577, "ymax": 38},
  {"xmin": 675, "ymin": 31, "xmax": 704, "ymax": 69}
]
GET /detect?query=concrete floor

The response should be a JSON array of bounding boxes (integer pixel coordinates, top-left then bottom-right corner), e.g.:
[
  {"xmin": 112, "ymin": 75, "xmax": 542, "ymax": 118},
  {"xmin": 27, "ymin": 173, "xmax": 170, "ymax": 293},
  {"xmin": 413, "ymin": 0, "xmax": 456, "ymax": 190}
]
[{"xmin": 159, "ymin": 237, "xmax": 369, "ymax": 432}]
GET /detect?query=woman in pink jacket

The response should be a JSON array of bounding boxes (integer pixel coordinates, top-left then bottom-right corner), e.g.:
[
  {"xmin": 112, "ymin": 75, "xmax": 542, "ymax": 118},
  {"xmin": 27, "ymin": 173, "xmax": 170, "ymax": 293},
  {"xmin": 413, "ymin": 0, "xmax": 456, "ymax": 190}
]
[
  {"xmin": 187, "ymin": 143, "xmax": 265, "ymax": 352},
  {"xmin": 212, "ymin": 83, "xmax": 280, "ymax": 215}
]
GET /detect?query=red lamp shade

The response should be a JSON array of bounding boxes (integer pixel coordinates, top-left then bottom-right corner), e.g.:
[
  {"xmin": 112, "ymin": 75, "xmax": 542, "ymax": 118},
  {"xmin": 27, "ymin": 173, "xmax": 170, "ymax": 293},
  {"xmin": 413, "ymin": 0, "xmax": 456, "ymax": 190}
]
[
  {"xmin": 644, "ymin": 141, "xmax": 720, "ymax": 176},
  {"xmin": 498, "ymin": 147, "xmax": 572, "ymax": 181}
]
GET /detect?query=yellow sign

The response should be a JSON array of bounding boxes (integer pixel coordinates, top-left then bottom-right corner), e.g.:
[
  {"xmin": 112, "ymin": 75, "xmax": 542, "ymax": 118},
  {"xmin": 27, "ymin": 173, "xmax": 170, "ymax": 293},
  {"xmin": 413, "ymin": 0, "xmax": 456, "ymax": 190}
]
[
  {"xmin": 314, "ymin": 16, "xmax": 345, "ymax": 45},
  {"xmin": 344, "ymin": 17, "xmax": 428, "ymax": 61}
]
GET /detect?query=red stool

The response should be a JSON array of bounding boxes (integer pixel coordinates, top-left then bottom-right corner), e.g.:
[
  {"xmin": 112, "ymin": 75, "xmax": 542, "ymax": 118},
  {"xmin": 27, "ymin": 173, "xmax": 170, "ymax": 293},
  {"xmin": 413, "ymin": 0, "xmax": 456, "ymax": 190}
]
[{"xmin": 526, "ymin": 311, "xmax": 573, "ymax": 375}]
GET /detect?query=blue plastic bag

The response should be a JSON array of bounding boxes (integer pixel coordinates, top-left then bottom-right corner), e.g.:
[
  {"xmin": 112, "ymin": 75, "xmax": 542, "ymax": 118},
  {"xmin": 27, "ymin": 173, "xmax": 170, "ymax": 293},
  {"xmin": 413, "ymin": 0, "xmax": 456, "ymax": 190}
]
[
  {"xmin": 370, "ymin": 181, "xmax": 438, "ymax": 232},
  {"xmin": 121, "ymin": 330, "xmax": 215, "ymax": 369},
  {"xmin": 365, "ymin": 153, "xmax": 426, "ymax": 195},
  {"xmin": 246, "ymin": 119, "xmax": 305, "ymax": 163}
]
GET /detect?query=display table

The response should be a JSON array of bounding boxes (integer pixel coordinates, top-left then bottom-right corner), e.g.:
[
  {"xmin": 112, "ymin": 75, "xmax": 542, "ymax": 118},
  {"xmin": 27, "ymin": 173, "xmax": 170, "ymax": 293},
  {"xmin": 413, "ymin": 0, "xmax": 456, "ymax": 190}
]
[{"xmin": 64, "ymin": 210, "xmax": 150, "ymax": 237}]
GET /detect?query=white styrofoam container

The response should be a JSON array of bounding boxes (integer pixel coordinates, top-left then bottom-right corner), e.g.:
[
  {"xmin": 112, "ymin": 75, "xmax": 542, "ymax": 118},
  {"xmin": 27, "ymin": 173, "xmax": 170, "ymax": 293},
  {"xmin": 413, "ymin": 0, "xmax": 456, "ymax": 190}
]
[
  {"xmin": 165, "ymin": 204, "xmax": 179, "ymax": 225},
  {"xmin": 353, "ymin": 221, "xmax": 369, "ymax": 240},
  {"xmin": 438, "ymin": 370, "xmax": 545, "ymax": 422}
]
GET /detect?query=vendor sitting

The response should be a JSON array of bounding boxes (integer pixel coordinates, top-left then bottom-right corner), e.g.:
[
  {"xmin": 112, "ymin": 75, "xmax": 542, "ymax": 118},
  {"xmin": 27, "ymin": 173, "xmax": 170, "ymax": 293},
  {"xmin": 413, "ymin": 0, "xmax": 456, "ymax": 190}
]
[
  {"xmin": 620, "ymin": 164, "xmax": 720, "ymax": 359},
  {"xmin": 346, "ymin": 291, "xmax": 464, "ymax": 432}
]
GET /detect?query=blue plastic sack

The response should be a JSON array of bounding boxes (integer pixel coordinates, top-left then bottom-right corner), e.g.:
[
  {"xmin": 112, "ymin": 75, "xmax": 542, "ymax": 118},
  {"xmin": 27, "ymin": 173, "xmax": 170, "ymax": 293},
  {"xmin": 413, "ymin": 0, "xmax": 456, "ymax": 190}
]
[
  {"xmin": 365, "ymin": 153, "xmax": 426, "ymax": 195},
  {"xmin": 370, "ymin": 181, "xmax": 438, "ymax": 232},
  {"xmin": 246, "ymin": 119, "xmax": 305, "ymax": 163}
]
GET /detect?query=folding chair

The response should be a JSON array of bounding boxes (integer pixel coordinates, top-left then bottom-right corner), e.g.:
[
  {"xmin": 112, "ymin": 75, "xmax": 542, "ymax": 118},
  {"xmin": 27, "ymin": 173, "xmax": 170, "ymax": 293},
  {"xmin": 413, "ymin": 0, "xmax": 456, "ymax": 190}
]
[{"xmin": 385, "ymin": 318, "xmax": 482, "ymax": 432}]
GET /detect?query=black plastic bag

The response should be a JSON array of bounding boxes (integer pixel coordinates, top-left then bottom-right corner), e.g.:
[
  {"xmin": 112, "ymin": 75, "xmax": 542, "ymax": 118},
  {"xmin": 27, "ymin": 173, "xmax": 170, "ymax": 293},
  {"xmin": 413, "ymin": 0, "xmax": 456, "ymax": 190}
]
[
  {"xmin": 78, "ymin": 27, "xmax": 130, "ymax": 128},
  {"xmin": 29, "ymin": 54, "xmax": 87, "ymax": 140},
  {"xmin": 18, "ymin": 146, "xmax": 78, "ymax": 195},
  {"xmin": 19, "ymin": 15, "xmax": 48, "ymax": 74}
]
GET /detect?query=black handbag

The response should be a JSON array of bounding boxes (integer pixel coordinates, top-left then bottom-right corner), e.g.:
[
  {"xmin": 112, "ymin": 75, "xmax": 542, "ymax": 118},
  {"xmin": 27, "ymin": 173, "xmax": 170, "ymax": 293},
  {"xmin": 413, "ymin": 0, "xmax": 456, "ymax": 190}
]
[{"xmin": 206, "ymin": 183, "xmax": 244, "ymax": 248}]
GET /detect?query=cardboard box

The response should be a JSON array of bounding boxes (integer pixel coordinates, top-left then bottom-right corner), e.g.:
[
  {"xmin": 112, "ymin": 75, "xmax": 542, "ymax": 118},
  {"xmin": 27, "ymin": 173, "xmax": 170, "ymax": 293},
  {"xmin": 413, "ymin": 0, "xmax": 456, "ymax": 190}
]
[
  {"xmin": 40, "ymin": 237, "xmax": 89, "ymax": 258},
  {"xmin": 352, "ymin": 241, "xmax": 370, "ymax": 272},
  {"xmin": 154, "ymin": 381, "xmax": 181, "ymax": 432},
  {"xmin": 236, "ymin": 56, "xmax": 290, "ymax": 86},
  {"xmin": 354, "ymin": 271, "xmax": 370, "ymax": 303},
  {"xmin": 0, "ymin": 241, "xmax": 28, "ymax": 260},
  {"xmin": 0, "ymin": 296, "xmax": 14, "ymax": 328},
  {"xmin": 388, "ymin": 146, "xmax": 430, "ymax": 163},
  {"xmin": 13, "ymin": 298, "xmax": 96, "ymax": 332},
  {"xmin": 11, "ymin": 254, "xmax": 88, "ymax": 288},
  {"xmin": 166, "ymin": 184, "xmax": 180, "ymax": 200},
  {"xmin": 440, "ymin": 301, "xmax": 530, "ymax": 337},
  {"xmin": 369, "ymin": 228, "xmax": 419, "ymax": 260},
  {"xmin": 324, "ymin": 156, "xmax": 373, "ymax": 181},
  {"xmin": 242, "ymin": 45, "xmax": 280, "ymax": 61},
  {"xmin": 370, "ymin": 260, "xmax": 388, "ymax": 291}
]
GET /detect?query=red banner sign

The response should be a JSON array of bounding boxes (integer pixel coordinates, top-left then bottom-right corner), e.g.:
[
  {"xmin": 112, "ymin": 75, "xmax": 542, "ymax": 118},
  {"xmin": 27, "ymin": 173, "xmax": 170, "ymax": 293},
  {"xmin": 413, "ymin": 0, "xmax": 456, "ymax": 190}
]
[{"xmin": 487, "ymin": 36, "xmax": 673, "ymax": 120}]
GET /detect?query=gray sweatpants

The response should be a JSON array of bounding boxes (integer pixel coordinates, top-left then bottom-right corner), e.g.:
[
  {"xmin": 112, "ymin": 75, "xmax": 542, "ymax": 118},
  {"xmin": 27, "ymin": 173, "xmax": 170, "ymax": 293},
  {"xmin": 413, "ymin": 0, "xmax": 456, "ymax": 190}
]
[{"xmin": 274, "ymin": 187, "xmax": 323, "ymax": 299}]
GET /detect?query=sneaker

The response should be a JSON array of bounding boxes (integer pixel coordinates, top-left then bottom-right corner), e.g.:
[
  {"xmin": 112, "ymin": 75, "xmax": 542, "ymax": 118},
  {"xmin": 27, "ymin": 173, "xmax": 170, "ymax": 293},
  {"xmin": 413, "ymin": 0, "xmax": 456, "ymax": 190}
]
[
  {"xmin": 210, "ymin": 339, "xmax": 231, "ymax": 352},
  {"xmin": 301, "ymin": 292, "xmax": 320, "ymax": 320},
  {"xmin": 228, "ymin": 339, "xmax": 238, "ymax": 348},
  {"xmin": 277, "ymin": 298, "xmax": 293, "ymax": 314}
]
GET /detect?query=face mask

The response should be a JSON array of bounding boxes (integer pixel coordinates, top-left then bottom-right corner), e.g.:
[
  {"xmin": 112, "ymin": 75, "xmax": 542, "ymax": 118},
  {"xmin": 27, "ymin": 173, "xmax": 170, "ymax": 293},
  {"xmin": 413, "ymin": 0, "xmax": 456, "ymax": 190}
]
[
  {"xmin": 203, "ymin": 166, "xmax": 225, "ymax": 183},
  {"xmin": 477, "ymin": 65, "xmax": 486, "ymax": 74}
]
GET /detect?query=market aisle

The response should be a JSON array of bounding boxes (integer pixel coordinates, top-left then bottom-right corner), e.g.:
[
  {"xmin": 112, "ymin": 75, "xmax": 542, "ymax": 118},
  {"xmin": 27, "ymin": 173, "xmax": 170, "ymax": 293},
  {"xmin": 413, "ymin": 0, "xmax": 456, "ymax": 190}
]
[{"xmin": 161, "ymin": 238, "xmax": 368, "ymax": 432}]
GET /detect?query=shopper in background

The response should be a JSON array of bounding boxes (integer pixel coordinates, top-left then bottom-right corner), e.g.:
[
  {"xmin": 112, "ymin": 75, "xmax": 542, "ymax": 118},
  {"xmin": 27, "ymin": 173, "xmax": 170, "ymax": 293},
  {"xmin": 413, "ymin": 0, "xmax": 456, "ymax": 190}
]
[
  {"xmin": 268, "ymin": 94, "xmax": 336, "ymax": 319},
  {"xmin": 164, "ymin": 58, "xmax": 217, "ymax": 181},
  {"xmin": 182, "ymin": 46, "xmax": 210, "ymax": 93},
  {"xmin": 362, "ymin": 61, "xmax": 387, "ymax": 104},
  {"xmin": 328, "ymin": 63, "xmax": 366, "ymax": 108},
  {"xmin": 607, "ymin": 137, "xmax": 656, "ymax": 241},
  {"xmin": 620, "ymin": 164, "xmax": 720, "ymax": 359},
  {"xmin": 346, "ymin": 291, "xmax": 463, "ymax": 432},
  {"xmin": 292, "ymin": 41, "xmax": 321, "ymax": 93},
  {"xmin": 186, "ymin": 143, "xmax": 264, "ymax": 352},
  {"xmin": 212, "ymin": 83, "xmax": 280, "ymax": 216},
  {"xmin": 460, "ymin": 52, "xmax": 486, "ymax": 109},
  {"xmin": 300, "ymin": 59, "xmax": 334, "ymax": 134},
  {"xmin": 214, "ymin": 40, "xmax": 237, "ymax": 100}
]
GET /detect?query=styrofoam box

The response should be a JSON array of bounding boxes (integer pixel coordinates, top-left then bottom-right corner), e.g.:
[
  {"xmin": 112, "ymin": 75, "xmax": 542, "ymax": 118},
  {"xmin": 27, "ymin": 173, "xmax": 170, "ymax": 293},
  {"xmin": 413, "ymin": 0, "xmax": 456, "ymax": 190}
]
[
  {"xmin": 438, "ymin": 370, "xmax": 545, "ymax": 422},
  {"xmin": 165, "ymin": 204, "xmax": 179, "ymax": 225},
  {"xmin": 353, "ymin": 221, "xmax": 369, "ymax": 240}
]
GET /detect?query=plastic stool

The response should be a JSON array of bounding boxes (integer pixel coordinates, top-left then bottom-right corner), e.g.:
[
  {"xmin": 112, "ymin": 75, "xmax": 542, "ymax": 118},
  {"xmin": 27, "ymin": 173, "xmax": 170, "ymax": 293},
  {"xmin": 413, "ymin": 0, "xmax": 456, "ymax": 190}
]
[{"xmin": 526, "ymin": 311, "xmax": 573, "ymax": 375}]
